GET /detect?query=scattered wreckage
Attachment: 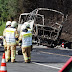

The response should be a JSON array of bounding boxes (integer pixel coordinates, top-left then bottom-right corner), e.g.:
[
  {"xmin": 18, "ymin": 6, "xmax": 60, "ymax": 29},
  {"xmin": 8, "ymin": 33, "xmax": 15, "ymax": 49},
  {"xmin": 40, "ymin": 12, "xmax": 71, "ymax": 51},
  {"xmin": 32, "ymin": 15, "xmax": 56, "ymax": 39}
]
[{"xmin": 18, "ymin": 8, "xmax": 65, "ymax": 47}]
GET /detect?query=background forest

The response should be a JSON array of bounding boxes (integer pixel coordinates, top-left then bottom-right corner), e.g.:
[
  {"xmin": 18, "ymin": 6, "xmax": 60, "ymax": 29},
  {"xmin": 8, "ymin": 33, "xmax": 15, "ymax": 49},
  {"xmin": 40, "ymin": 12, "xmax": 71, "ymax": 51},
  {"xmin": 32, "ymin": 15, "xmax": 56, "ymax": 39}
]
[
  {"xmin": 0, "ymin": 0, "xmax": 72, "ymax": 42},
  {"xmin": 0, "ymin": 0, "xmax": 72, "ymax": 21}
]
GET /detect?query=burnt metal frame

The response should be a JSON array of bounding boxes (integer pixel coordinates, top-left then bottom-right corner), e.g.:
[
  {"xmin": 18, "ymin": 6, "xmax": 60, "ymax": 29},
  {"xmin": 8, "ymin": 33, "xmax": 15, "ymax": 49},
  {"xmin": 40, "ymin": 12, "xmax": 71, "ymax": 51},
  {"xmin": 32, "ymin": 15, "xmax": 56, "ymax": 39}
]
[{"xmin": 18, "ymin": 8, "xmax": 65, "ymax": 47}]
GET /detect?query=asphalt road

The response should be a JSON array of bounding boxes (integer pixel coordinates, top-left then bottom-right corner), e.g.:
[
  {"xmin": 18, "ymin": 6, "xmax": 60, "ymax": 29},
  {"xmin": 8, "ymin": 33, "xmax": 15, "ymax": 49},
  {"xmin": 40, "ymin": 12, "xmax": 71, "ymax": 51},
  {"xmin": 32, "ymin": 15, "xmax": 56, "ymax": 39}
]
[{"xmin": 0, "ymin": 45, "xmax": 72, "ymax": 72}]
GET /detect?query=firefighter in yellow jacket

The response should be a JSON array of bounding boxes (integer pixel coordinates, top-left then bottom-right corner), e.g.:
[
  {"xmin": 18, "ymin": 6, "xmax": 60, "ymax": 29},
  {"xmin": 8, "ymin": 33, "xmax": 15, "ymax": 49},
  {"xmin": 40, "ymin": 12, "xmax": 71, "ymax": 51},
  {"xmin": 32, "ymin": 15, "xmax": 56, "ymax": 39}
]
[
  {"xmin": 19, "ymin": 25, "xmax": 32, "ymax": 63},
  {"xmin": 5, "ymin": 21, "xmax": 19, "ymax": 62},
  {"xmin": 3, "ymin": 21, "xmax": 11, "ymax": 58}
]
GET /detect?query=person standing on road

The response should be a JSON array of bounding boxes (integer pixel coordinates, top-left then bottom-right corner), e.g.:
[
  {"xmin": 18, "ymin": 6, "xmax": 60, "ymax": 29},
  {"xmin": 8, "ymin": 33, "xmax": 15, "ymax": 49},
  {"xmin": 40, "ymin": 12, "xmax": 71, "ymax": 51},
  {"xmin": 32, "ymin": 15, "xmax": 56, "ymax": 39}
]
[
  {"xmin": 5, "ymin": 21, "xmax": 19, "ymax": 63},
  {"xmin": 26, "ymin": 24, "xmax": 33, "ymax": 51},
  {"xmin": 19, "ymin": 25, "xmax": 32, "ymax": 63},
  {"xmin": 3, "ymin": 21, "xmax": 11, "ymax": 58}
]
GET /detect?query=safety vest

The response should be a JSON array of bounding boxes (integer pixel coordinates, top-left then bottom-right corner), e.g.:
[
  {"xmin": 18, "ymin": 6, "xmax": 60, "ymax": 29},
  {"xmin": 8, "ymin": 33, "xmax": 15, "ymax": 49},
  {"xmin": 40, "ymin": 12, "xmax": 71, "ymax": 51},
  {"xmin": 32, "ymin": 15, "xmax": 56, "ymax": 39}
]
[
  {"xmin": 5, "ymin": 28, "xmax": 16, "ymax": 45},
  {"xmin": 21, "ymin": 31, "xmax": 32, "ymax": 47}
]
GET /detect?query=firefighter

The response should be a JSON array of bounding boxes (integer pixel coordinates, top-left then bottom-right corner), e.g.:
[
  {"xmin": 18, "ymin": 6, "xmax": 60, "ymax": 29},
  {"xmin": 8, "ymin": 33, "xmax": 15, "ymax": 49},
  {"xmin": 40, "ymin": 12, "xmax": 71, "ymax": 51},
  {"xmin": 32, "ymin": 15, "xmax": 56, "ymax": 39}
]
[
  {"xmin": 26, "ymin": 24, "xmax": 33, "ymax": 51},
  {"xmin": 19, "ymin": 25, "xmax": 32, "ymax": 63},
  {"xmin": 3, "ymin": 21, "xmax": 11, "ymax": 58},
  {"xmin": 20, "ymin": 21, "xmax": 32, "ymax": 33},
  {"xmin": 5, "ymin": 21, "xmax": 19, "ymax": 63}
]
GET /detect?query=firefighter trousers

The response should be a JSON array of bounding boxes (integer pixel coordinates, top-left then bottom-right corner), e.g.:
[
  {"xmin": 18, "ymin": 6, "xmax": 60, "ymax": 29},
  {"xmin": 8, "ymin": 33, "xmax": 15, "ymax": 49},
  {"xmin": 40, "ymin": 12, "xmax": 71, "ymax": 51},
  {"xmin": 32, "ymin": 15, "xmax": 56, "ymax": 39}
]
[
  {"xmin": 6, "ymin": 45, "xmax": 16, "ymax": 62},
  {"xmin": 22, "ymin": 46, "xmax": 31, "ymax": 63}
]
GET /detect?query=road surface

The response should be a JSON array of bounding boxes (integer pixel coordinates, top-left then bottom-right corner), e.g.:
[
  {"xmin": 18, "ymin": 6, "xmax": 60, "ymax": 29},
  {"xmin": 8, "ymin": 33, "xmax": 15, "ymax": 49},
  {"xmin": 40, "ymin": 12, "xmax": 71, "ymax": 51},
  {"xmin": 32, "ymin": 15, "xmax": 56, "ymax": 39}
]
[{"xmin": 0, "ymin": 45, "xmax": 72, "ymax": 72}]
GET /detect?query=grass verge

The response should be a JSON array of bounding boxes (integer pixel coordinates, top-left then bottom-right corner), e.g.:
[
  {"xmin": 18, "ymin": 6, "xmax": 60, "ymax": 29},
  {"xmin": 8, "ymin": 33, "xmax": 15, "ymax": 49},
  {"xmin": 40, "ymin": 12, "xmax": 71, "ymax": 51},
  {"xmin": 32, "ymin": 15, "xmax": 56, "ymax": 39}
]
[{"xmin": 0, "ymin": 21, "xmax": 6, "ymax": 36}]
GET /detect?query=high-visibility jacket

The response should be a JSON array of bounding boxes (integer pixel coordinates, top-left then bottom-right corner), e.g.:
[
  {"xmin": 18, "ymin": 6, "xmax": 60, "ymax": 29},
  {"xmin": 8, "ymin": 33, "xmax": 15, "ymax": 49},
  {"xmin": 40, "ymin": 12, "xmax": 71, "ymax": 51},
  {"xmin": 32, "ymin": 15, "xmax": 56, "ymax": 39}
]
[
  {"xmin": 5, "ymin": 27, "xmax": 19, "ymax": 45},
  {"xmin": 19, "ymin": 30, "xmax": 32, "ymax": 47}
]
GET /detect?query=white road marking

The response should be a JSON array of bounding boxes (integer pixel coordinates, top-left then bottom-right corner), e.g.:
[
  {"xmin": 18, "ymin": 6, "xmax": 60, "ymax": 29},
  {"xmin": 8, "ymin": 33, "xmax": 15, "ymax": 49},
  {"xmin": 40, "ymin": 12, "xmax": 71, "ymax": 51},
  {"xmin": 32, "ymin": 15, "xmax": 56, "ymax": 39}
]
[{"xmin": 33, "ymin": 62, "xmax": 61, "ymax": 70}]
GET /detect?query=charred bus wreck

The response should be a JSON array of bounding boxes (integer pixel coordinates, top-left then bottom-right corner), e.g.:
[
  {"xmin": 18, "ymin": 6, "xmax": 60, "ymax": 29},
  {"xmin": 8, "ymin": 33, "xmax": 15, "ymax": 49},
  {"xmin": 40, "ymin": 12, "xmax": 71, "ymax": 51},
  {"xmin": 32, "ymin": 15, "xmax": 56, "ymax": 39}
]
[{"xmin": 18, "ymin": 8, "xmax": 65, "ymax": 47}]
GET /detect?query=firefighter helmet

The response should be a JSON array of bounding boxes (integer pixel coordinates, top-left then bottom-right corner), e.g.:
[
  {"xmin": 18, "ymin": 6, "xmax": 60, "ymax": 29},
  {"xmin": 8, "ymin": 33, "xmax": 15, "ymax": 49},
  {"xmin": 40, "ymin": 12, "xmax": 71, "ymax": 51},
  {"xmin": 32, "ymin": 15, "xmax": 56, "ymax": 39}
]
[
  {"xmin": 24, "ymin": 22, "xmax": 28, "ymax": 26},
  {"xmin": 11, "ymin": 21, "xmax": 18, "ymax": 28},
  {"xmin": 21, "ymin": 24, "xmax": 27, "ymax": 30},
  {"xmin": 6, "ymin": 21, "xmax": 11, "ymax": 26},
  {"xmin": 24, "ymin": 22, "xmax": 30, "ymax": 28}
]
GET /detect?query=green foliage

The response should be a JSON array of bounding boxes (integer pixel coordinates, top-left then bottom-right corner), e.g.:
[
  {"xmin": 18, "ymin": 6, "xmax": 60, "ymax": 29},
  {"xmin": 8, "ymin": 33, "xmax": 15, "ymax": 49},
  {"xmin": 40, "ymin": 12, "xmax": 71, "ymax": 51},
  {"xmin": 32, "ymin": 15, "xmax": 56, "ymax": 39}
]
[
  {"xmin": 0, "ymin": 21, "xmax": 6, "ymax": 36},
  {"xmin": 0, "ymin": 0, "xmax": 72, "ymax": 22},
  {"xmin": 7, "ymin": 0, "xmax": 18, "ymax": 17},
  {"xmin": 0, "ymin": 0, "xmax": 38, "ymax": 35},
  {"xmin": 0, "ymin": 0, "xmax": 18, "ymax": 21},
  {"xmin": 0, "ymin": 0, "xmax": 38, "ymax": 22}
]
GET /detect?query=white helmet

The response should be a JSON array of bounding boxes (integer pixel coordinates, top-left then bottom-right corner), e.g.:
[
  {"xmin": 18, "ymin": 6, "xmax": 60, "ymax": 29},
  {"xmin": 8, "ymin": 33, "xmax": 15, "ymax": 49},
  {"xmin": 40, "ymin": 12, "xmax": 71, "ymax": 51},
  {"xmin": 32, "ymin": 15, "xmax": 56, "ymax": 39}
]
[
  {"xmin": 21, "ymin": 24, "xmax": 27, "ymax": 31},
  {"xmin": 24, "ymin": 22, "xmax": 28, "ymax": 26},
  {"xmin": 21, "ymin": 22, "xmax": 28, "ymax": 31},
  {"xmin": 11, "ymin": 21, "xmax": 18, "ymax": 28},
  {"xmin": 6, "ymin": 21, "xmax": 11, "ymax": 26},
  {"xmin": 24, "ymin": 22, "xmax": 30, "ymax": 28}
]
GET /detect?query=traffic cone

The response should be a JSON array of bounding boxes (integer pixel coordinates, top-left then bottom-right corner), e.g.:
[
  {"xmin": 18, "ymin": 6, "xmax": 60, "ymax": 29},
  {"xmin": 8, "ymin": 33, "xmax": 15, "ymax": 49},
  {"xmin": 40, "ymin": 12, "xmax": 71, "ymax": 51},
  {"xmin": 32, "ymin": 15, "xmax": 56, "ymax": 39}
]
[
  {"xmin": 62, "ymin": 42, "xmax": 64, "ymax": 48},
  {"xmin": 0, "ymin": 53, "xmax": 7, "ymax": 72}
]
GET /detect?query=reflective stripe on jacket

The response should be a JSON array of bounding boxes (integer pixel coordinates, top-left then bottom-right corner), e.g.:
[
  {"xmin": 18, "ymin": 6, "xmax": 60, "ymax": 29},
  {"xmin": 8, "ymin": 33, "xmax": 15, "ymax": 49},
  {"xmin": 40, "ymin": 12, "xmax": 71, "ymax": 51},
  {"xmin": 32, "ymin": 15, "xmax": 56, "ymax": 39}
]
[
  {"xmin": 5, "ymin": 28, "xmax": 17, "ymax": 45},
  {"xmin": 20, "ymin": 31, "xmax": 32, "ymax": 47}
]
